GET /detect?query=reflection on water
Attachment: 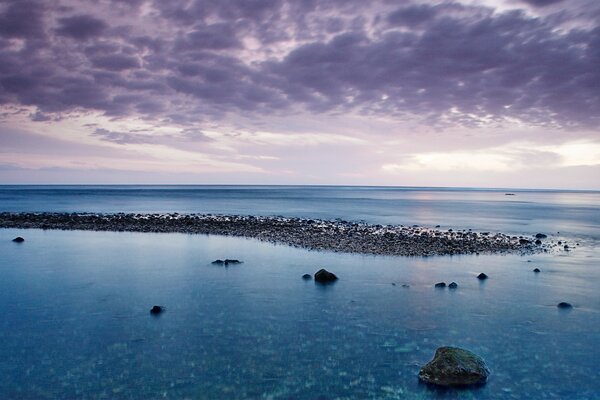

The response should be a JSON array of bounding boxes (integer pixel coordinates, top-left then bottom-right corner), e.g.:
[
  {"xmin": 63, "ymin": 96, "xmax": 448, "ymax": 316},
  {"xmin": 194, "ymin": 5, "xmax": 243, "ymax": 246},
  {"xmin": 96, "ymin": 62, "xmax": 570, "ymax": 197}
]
[{"xmin": 1, "ymin": 229, "xmax": 599, "ymax": 399}]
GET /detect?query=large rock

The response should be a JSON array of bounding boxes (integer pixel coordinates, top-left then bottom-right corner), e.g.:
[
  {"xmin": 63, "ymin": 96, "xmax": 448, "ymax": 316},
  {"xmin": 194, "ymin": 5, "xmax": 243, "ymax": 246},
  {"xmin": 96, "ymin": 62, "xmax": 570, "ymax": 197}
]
[
  {"xmin": 419, "ymin": 347, "xmax": 490, "ymax": 387},
  {"xmin": 12, "ymin": 237, "xmax": 25, "ymax": 243},
  {"xmin": 314, "ymin": 268, "xmax": 338, "ymax": 283}
]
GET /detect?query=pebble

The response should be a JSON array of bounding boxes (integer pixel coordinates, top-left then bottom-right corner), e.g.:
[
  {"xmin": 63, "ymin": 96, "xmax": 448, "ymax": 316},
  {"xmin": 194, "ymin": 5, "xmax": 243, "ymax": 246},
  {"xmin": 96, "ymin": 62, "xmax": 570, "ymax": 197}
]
[{"xmin": 0, "ymin": 212, "xmax": 546, "ymax": 258}]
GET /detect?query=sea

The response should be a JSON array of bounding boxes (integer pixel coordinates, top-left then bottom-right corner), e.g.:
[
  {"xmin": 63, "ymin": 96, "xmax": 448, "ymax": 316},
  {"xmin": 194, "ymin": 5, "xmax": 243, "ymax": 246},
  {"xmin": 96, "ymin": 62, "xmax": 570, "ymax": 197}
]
[{"xmin": 1, "ymin": 185, "xmax": 599, "ymax": 399}]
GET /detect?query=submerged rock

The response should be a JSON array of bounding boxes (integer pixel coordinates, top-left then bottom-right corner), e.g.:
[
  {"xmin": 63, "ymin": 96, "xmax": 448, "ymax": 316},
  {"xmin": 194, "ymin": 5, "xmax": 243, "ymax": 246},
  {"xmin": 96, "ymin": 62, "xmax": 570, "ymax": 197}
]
[
  {"xmin": 533, "ymin": 268, "xmax": 541, "ymax": 273},
  {"xmin": 557, "ymin": 302, "xmax": 572, "ymax": 309},
  {"xmin": 211, "ymin": 259, "xmax": 224, "ymax": 265},
  {"xmin": 12, "ymin": 236, "xmax": 25, "ymax": 243},
  {"xmin": 434, "ymin": 282, "xmax": 446, "ymax": 288},
  {"xmin": 150, "ymin": 305, "xmax": 164, "ymax": 315},
  {"xmin": 477, "ymin": 273, "xmax": 488, "ymax": 280},
  {"xmin": 314, "ymin": 268, "xmax": 338, "ymax": 283},
  {"xmin": 535, "ymin": 233, "xmax": 548, "ymax": 239},
  {"xmin": 448, "ymin": 282, "xmax": 458, "ymax": 289},
  {"xmin": 302, "ymin": 273, "xmax": 312, "ymax": 280},
  {"xmin": 418, "ymin": 347, "xmax": 490, "ymax": 387}
]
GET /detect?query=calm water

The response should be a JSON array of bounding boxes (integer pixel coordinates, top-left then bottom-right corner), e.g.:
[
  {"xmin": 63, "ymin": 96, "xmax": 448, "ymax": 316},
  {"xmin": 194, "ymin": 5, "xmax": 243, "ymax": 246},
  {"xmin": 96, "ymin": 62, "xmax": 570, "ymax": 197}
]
[{"xmin": 1, "ymin": 186, "xmax": 599, "ymax": 399}]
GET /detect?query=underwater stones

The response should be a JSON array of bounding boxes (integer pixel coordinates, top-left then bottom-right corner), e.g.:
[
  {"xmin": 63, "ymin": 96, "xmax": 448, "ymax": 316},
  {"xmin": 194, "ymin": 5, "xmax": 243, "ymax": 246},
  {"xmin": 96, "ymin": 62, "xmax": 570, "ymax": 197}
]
[
  {"xmin": 12, "ymin": 236, "xmax": 24, "ymax": 242},
  {"xmin": 535, "ymin": 233, "xmax": 547, "ymax": 239},
  {"xmin": 448, "ymin": 282, "xmax": 458, "ymax": 289},
  {"xmin": 418, "ymin": 347, "xmax": 490, "ymax": 387},
  {"xmin": 434, "ymin": 282, "xmax": 446, "ymax": 288},
  {"xmin": 533, "ymin": 268, "xmax": 541, "ymax": 273},
  {"xmin": 477, "ymin": 273, "xmax": 488, "ymax": 280},
  {"xmin": 314, "ymin": 268, "xmax": 338, "ymax": 283},
  {"xmin": 150, "ymin": 305, "xmax": 164, "ymax": 315},
  {"xmin": 302, "ymin": 273, "xmax": 312, "ymax": 280},
  {"xmin": 557, "ymin": 302, "xmax": 573, "ymax": 309}
]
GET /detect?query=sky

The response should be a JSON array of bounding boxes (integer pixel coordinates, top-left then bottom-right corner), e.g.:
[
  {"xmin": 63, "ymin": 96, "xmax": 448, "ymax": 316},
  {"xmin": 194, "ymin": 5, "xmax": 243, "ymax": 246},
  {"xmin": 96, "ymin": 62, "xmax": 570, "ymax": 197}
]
[{"xmin": 0, "ymin": 0, "xmax": 599, "ymax": 188}]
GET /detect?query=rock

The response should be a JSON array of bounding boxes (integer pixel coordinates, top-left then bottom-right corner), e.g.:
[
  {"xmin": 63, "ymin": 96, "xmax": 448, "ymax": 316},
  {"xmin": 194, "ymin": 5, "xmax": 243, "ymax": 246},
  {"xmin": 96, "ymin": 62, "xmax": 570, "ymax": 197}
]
[
  {"xmin": 563, "ymin": 245, "xmax": 569, "ymax": 250},
  {"xmin": 519, "ymin": 238, "xmax": 530, "ymax": 245},
  {"xmin": 535, "ymin": 233, "xmax": 547, "ymax": 239},
  {"xmin": 477, "ymin": 273, "xmax": 488, "ymax": 280},
  {"xmin": 150, "ymin": 305, "xmax": 164, "ymax": 315},
  {"xmin": 533, "ymin": 268, "xmax": 541, "ymax": 273},
  {"xmin": 314, "ymin": 268, "xmax": 338, "ymax": 283},
  {"xmin": 434, "ymin": 282, "xmax": 446, "ymax": 288},
  {"xmin": 302, "ymin": 273, "xmax": 312, "ymax": 280},
  {"xmin": 435, "ymin": 225, "xmax": 441, "ymax": 228},
  {"xmin": 448, "ymin": 282, "xmax": 458, "ymax": 289},
  {"xmin": 535, "ymin": 239, "xmax": 542, "ymax": 245},
  {"xmin": 557, "ymin": 302, "xmax": 572, "ymax": 309},
  {"xmin": 418, "ymin": 347, "xmax": 490, "ymax": 387},
  {"xmin": 12, "ymin": 237, "xmax": 25, "ymax": 243},
  {"xmin": 401, "ymin": 284, "xmax": 410, "ymax": 288},
  {"xmin": 212, "ymin": 259, "xmax": 242, "ymax": 265}
]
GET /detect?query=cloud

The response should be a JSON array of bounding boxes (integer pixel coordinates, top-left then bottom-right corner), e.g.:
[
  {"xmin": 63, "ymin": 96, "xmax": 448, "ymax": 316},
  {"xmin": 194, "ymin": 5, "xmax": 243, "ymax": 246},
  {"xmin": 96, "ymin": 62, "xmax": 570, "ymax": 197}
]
[
  {"xmin": 521, "ymin": 0, "xmax": 565, "ymax": 7},
  {"xmin": 0, "ymin": 0, "xmax": 596, "ymax": 130},
  {"xmin": 0, "ymin": 0, "xmax": 598, "ymax": 188},
  {"xmin": 55, "ymin": 14, "xmax": 108, "ymax": 40}
]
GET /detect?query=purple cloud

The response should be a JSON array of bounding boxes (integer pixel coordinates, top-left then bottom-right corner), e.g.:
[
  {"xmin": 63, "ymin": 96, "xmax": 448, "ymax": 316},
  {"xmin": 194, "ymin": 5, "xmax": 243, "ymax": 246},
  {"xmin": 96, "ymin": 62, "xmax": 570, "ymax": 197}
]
[
  {"xmin": 56, "ymin": 14, "xmax": 108, "ymax": 40},
  {"xmin": 521, "ymin": 0, "xmax": 565, "ymax": 7},
  {"xmin": 0, "ymin": 0, "xmax": 598, "ymax": 130}
]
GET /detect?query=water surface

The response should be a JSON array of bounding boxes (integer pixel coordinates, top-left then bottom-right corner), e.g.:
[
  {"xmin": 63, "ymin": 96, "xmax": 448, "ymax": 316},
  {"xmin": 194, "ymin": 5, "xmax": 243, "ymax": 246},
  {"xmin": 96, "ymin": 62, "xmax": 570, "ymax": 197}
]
[
  {"xmin": 1, "ymin": 228, "xmax": 598, "ymax": 399},
  {"xmin": 1, "ymin": 185, "xmax": 599, "ymax": 239}
]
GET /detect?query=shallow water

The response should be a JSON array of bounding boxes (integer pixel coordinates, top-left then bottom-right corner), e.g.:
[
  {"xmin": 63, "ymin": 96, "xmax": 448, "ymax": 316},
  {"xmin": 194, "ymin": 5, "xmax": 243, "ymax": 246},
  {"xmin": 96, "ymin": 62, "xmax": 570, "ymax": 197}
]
[{"xmin": 1, "ymin": 228, "xmax": 599, "ymax": 399}]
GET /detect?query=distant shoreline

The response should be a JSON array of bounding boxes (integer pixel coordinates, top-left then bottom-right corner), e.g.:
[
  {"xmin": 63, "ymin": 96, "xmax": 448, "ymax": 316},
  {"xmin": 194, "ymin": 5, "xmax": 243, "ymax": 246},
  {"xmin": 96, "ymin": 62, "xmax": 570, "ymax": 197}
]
[{"xmin": 0, "ymin": 212, "xmax": 553, "ymax": 257}]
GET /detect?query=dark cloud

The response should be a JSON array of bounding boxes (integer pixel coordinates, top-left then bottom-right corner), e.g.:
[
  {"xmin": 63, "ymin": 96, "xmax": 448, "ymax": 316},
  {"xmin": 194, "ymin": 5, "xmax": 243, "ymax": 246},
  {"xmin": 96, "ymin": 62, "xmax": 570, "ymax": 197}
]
[
  {"xmin": 0, "ymin": 0, "xmax": 598, "ymax": 129},
  {"xmin": 90, "ymin": 54, "xmax": 140, "ymax": 71},
  {"xmin": 521, "ymin": 0, "xmax": 565, "ymax": 7},
  {"xmin": 387, "ymin": 5, "xmax": 437, "ymax": 27},
  {"xmin": 56, "ymin": 14, "xmax": 108, "ymax": 40},
  {"xmin": 0, "ymin": 0, "xmax": 47, "ymax": 38}
]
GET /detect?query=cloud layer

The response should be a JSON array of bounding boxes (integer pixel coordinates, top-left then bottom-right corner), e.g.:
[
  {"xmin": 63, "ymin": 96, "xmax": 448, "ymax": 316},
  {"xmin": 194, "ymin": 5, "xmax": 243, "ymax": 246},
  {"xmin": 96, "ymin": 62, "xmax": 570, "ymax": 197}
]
[
  {"xmin": 0, "ymin": 0, "xmax": 599, "ymax": 187},
  {"xmin": 1, "ymin": 0, "xmax": 599, "ymax": 126}
]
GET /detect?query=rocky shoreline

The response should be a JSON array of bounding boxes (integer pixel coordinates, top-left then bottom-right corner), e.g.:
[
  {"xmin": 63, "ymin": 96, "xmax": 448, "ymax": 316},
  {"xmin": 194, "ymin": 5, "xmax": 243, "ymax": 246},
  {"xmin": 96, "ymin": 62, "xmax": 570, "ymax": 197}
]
[{"xmin": 0, "ymin": 212, "xmax": 549, "ymax": 257}]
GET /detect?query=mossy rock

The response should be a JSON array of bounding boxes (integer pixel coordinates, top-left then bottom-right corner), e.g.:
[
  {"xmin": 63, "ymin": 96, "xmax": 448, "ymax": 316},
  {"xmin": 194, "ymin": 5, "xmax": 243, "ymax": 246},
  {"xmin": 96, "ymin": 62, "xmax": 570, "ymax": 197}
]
[{"xmin": 419, "ymin": 347, "xmax": 490, "ymax": 387}]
